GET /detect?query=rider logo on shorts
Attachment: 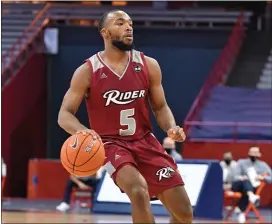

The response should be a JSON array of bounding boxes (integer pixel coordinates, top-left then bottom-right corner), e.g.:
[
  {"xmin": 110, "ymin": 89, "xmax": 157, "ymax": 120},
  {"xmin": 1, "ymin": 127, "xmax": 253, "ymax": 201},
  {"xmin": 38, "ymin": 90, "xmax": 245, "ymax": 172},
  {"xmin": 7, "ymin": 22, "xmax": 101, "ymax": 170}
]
[{"xmin": 156, "ymin": 166, "xmax": 175, "ymax": 181}]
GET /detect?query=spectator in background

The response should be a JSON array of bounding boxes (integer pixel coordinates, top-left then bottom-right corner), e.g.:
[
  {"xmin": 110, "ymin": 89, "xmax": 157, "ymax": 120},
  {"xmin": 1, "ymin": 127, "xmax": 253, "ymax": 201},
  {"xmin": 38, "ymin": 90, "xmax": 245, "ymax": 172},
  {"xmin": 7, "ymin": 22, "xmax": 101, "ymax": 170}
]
[
  {"xmin": 162, "ymin": 137, "xmax": 182, "ymax": 161},
  {"xmin": 2, "ymin": 158, "xmax": 7, "ymax": 178},
  {"xmin": 56, "ymin": 168, "xmax": 104, "ymax": 212},
  {"xmin": 232, "ymin": 146, "xmax": 272, "ymax": 223},
  {"xmin": 2, "ymin": 158, "xmax": 7, "ymax": 203},
  {"xmin": 220, "ymin": 152, "xmax": 237, "ymax": 190},
  {"xmin": 2, "ymin": 158, "xmax": 7, "ymax": 193}
]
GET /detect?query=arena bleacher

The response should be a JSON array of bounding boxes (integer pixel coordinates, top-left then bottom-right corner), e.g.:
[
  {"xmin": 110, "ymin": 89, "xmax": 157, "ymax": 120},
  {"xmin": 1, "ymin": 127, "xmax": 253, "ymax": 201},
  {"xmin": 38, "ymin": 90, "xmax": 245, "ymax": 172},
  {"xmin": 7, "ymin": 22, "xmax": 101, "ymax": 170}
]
[{"xmin": 188, "ymin": 86, "xmax": 272, "ymax": 140}]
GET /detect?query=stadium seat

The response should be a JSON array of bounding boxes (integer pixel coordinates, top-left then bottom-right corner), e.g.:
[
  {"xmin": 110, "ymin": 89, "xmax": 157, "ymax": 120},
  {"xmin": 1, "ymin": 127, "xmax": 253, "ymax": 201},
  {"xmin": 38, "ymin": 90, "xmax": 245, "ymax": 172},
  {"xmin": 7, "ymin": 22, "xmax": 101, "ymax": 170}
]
[
  {"xmin": 224, "ymin": 176, "xmax": 267, "ymax": 222},
  {"xmin": 71, "ymin": 186, "xmax": 93, "ymax": 208},
  {"xmin": 244, "ymin": 179, "xmax": 266, "ymax": 222},
  {"xmin": 189, "ymin": 86, "xmax": 272, "ymax": 140},
  {"xmin": 224, "ymin": 191, "xmax": 242, "ymax": 220}
]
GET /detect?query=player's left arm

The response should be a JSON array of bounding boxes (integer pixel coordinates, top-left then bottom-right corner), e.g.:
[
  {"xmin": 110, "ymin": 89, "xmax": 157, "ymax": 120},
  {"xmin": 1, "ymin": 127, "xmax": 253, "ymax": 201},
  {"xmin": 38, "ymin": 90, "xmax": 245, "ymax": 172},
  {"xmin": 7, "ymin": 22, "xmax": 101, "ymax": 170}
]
[{"xmin": 145, "ymin": 56, "xmax": 186, "ymax": 142}]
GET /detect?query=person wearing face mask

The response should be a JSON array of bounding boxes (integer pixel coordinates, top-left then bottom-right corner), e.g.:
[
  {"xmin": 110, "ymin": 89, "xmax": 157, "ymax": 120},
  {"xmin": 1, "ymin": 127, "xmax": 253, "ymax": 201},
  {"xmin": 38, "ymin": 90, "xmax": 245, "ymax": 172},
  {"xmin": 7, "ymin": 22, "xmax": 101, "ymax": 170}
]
[
  {"xmin": 231, "ymin": 146, "xmax": 272, "ymax": 223},
  {"xmin": 220, "ymin": 152, "xmax": 237, "ymax": 191}
]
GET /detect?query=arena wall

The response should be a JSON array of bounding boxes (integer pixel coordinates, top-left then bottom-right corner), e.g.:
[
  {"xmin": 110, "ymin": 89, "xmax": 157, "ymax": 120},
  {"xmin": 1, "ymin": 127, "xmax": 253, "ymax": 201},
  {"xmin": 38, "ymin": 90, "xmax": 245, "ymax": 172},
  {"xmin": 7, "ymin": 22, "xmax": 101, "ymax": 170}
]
[{"xmin": 2, "ymin": 54, "xmax": 47, "ymax": 197}]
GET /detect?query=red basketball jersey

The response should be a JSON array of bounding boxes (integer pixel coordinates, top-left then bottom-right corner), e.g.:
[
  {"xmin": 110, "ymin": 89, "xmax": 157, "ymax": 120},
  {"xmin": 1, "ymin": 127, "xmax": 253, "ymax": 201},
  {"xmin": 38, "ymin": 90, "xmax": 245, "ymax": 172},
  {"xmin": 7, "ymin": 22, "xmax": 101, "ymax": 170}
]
[{"xmin": 85, "ymin": 50, "xmax": 152, "ymax": 141}]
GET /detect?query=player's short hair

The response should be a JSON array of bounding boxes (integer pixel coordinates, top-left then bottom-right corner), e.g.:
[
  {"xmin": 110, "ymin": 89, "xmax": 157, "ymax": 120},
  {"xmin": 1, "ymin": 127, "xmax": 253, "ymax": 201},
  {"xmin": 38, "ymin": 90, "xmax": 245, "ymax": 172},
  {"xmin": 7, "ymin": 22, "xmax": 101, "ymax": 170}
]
[{"xmin": 98, "ymin": 9, "xmax": 121, "ymax": 32}]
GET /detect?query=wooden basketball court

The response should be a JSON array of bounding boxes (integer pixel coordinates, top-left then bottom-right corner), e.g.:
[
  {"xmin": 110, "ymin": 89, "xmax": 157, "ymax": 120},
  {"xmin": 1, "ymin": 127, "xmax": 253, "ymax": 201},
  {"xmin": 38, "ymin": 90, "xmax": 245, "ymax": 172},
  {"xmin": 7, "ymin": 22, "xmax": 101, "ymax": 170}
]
[
  {"xmin": 2, "ymin": 211, "xmax": 235, "ymax": 223},
  {"xmin": 1, "ymin": 198, "xmax": 229, "ymax": 223},
  {"xmin": 2, "ymin": 197, "xmax": 271, "ymax": 224},
  {"xmin": 3, "ymin": 211, "xmax": 133, "ymax": 223}
]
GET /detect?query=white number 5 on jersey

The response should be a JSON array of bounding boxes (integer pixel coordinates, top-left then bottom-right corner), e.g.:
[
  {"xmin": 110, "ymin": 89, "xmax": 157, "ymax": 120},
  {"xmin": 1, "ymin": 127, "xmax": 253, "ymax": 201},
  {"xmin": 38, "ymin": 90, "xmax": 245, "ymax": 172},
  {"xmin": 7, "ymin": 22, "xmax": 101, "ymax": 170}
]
[{"xmin": 119, "ymin": 109, "xmax": 136, "ymax": 136}]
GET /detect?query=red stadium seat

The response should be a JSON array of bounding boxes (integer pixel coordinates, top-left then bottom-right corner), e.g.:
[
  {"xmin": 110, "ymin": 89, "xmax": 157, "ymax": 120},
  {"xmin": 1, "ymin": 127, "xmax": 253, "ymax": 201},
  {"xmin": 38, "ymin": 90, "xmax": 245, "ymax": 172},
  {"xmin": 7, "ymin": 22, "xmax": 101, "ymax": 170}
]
[
  {"xmin": 244, "ymin": 180, "xmax": 266, "ymax": 222},
  {"xmin": 71, "ymin": 186, "xmax": 93, "ymax": 208},
  {"xmin": 224, "ymin": 190, "xmax": 242, "ymax": 220},
  {"xmin": 224, "ymin": 175, "xmax": 267, "ymax": 222}
]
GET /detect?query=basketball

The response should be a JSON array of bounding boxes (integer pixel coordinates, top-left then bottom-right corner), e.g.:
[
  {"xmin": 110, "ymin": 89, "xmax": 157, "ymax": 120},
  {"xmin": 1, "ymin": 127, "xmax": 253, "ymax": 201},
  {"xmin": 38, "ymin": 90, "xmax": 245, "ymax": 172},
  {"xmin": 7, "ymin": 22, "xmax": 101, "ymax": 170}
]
[{"xmin": 60, "ymin": 133, "xmax": 105, "ymax": 177}]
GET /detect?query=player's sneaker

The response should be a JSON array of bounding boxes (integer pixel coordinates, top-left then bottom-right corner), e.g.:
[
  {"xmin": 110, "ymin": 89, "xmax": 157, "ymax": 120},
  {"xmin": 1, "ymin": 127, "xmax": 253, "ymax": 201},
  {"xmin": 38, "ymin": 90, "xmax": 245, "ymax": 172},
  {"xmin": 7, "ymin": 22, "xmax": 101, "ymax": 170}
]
[{"xmin": 56, "ymin": 202, "xmax": 70, "ymax": 212}]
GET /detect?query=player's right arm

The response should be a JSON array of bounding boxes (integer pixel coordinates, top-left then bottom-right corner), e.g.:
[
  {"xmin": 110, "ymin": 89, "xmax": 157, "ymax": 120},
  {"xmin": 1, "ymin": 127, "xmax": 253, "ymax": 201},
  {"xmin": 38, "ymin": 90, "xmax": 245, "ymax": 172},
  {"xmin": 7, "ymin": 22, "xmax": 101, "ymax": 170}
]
[{"xmin": 58, "ymin": 63, "xmax": 99, "ymax": 139}]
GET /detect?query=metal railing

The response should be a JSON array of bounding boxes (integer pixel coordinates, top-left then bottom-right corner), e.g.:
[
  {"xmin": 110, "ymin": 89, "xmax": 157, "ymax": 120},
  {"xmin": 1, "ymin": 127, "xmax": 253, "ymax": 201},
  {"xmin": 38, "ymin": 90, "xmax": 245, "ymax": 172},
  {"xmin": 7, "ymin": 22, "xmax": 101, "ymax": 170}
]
[
  {"xmin": 2, "ymin": 4, "xmax": 50, "ymax": 85},
  {"xmin": 2, "ymin": 4, "xmax": 50, "ymax": 70}
]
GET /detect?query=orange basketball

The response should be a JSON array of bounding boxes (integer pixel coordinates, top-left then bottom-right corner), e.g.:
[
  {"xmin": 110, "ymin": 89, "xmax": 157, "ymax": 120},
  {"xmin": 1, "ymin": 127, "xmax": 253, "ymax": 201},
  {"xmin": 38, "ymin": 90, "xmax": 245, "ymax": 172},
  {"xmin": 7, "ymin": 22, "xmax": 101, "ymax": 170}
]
[{"xmin": 60, "ymin": 133, "xmax": 105, "ymax": 177}]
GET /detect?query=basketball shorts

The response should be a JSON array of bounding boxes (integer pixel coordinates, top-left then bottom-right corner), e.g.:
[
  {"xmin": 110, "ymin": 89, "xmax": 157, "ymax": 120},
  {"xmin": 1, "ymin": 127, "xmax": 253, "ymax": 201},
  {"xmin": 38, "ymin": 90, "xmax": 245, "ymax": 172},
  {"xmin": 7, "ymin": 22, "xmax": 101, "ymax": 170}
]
[{"xmin": 102, "ymin": 133, "xmax": 184, "ymax": 197}]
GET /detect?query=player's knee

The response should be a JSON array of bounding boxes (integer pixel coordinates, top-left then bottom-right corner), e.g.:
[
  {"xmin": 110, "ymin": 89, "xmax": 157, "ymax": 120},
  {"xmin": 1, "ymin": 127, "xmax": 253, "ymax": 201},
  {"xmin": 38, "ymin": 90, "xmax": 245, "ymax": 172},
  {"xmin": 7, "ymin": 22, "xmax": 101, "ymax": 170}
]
[
  {"xmin": 128, "ymin": 184, "xmax": 149, "ymax": 205},
  {"xmin": 176, "ymin": 204, "xmax": 193, "ymax": 223},
  {"xmin": 184, "ymin": 206, "xmax": 193, "ymax": 222}
]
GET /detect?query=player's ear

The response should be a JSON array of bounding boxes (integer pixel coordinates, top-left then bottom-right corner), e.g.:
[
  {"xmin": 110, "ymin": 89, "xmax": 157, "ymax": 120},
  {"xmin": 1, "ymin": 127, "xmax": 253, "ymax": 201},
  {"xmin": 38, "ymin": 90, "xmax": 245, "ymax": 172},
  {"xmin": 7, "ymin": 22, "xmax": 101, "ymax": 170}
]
[{"xmin": 100, "ymin": 28, "xmax": 109, "ymax": 38}]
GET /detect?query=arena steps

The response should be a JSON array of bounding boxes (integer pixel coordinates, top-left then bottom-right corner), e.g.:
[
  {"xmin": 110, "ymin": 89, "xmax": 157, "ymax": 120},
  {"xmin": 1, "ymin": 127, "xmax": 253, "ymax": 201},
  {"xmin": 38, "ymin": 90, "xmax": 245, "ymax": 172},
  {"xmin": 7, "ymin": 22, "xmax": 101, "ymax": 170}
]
[
  {"xmin": 188, "ymin": 86, "xmax": 272, "ymax": 140},
  {"xmin": 226, "ymin": 31, "xmax": 272, "ymax": 88},
  {"xmin": 1, "ymin": 3, "xmax": 44, "ymax": 57},
  {"xmin": 257, "ymin": 48, "xmax": 272, "ymax": 90},
  {"xmin": 1, "ymin": 3, "xmax": 47, "ymax": 88}
]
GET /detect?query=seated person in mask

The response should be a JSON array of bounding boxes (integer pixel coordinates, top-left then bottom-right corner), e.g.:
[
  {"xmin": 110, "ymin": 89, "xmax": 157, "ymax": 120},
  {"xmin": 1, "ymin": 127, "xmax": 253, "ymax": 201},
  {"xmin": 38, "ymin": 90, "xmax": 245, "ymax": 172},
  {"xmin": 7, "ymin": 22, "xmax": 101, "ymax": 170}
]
[
  {"xmin": 232, "ymin": 146, "xmax": 272, "ymax": 223},
  {"xmin": 162, "ymin": 137, "xmax": 182, "ymax": 161},
  {"xmin": 56, "ymin": 168, "xmax": 104, "ymax": 212},
  {"xmin": 220, "ymin": 152, "xmax": 237, "ymax": 190}
]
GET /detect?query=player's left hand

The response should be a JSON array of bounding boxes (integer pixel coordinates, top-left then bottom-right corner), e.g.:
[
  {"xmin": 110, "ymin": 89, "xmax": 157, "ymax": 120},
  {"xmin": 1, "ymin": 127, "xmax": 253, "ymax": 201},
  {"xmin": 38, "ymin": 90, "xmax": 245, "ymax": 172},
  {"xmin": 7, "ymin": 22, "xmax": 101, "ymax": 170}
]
[{"xmin": 167, "ymin": 126, "xmax": 186, "ymax": 142}]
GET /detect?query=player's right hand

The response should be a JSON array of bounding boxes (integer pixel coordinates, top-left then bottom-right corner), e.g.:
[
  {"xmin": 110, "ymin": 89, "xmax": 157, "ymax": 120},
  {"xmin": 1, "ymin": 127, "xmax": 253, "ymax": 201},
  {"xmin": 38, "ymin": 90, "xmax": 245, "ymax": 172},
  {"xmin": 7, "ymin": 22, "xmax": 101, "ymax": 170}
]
[{"xmin": 76, "ymin": 129, "xmax": 101, "ymax": 141}]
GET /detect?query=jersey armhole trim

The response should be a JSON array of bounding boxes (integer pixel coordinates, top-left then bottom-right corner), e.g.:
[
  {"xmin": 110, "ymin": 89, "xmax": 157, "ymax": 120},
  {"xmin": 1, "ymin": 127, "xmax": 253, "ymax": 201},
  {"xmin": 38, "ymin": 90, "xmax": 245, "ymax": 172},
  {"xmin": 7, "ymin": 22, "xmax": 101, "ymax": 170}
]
[
  {"xmin": 85, "ymin": 59, "xmax": 94, "ymax": 88},
  {"xmin": 140, "ymin": 52, "xmax": 150, "ymax": 88}
]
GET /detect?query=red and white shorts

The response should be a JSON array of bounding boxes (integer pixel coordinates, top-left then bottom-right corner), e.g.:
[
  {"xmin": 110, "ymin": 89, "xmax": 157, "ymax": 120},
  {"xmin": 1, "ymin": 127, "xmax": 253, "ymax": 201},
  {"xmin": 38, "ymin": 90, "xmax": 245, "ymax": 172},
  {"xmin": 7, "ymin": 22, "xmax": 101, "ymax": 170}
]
[{"xmin": 103, "ymin": 133, "xmax": 184, "ymax": 197}]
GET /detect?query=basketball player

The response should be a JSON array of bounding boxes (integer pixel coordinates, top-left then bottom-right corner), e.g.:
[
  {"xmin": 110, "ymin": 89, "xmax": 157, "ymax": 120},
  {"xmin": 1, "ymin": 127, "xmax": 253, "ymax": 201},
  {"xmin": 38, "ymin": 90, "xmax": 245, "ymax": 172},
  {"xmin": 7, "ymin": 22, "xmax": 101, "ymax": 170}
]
[{"xmin": 58, "ymin": 10, "xmax": 193, "ymax": 223}]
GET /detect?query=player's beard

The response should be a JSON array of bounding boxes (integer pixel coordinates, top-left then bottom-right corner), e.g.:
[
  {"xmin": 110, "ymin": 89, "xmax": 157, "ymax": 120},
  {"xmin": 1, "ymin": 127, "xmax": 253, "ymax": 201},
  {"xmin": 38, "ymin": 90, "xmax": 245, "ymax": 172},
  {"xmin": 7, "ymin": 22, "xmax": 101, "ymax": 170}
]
[
  {"xmin": 112, "ymin": 39, "xmax": 133, "ymax": 51},
  {"xmin": 108, "ymin": 31, "xmax": 134, "ymax": 51}
]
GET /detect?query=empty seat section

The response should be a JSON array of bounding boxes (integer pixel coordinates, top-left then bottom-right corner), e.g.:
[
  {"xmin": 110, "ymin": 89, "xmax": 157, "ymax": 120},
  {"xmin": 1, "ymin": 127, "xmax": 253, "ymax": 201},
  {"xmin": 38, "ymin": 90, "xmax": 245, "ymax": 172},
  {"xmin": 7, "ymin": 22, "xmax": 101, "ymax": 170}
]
[{"xmin": 189, "ymin": 86, "xmax": 272, "ymax": 140}]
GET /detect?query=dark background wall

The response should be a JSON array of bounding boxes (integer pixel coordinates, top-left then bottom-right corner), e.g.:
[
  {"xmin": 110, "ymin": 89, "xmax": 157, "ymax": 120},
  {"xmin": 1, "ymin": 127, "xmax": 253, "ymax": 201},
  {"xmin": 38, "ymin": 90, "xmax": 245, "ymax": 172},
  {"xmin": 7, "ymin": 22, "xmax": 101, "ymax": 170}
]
[
  {"xmin": 47, "ymin": 26, "xmax": 229, "ymax": 158},
  {"xmin": 2, "ymin": 54, "xmax": 47, "ymax": 197}
]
